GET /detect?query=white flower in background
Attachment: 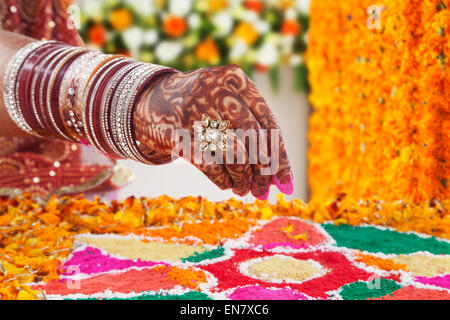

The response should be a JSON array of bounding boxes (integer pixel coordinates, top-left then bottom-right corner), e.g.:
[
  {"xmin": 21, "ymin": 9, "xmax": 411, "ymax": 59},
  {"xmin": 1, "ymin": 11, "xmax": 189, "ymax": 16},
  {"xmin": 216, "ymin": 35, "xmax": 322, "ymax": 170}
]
[
  {"xmin": 124, "ymin": 0, "xmax": 155, "ymax": 16},
  {"xmin": 123, "ymin": 27, "xmax": 144, "ymax": 57},
  {"xmin": 242, "ymin": 10, "xmax": 259, "ymax": 23},
  {"xmin": 230, "ymin": 39, "xmax": 248, "ymax": 61},
  {"xmin": 155, "ymin": 41, "xmax": 183, "ymax": 62},
  {"xmin": 193, "ymin": 0, "xmax": 208, "ymax": 12},
  {"xmin": 80, "ymin": 0, "xmax": 102, "ymax": 20},
  {"xmin": 266, "ymin": 32, "xmax": 281, "ymax": 45},
  {"xmin": 285, "ymin": 8, "xmax": 297, "ymax": 20},
  {"xmin": 296, "ymin": 0, "xmax": 310, "ymax": 14},
  {"xmin": 213, "ymin": 11, "xmax": 233, "ymax": 37},
  {"xmin": 281, "ymin": 35, "xmax": 295, "ymax": 55},
  {"xmin": 169, "ymin": 0, "xmax": 193, "ymax": 16},
  {"xmin": 290, "ymin": 54, "xmax": 303, "ymax": 66},
  {"xmin": 228, "ymin": 0, "xmax": 243, "ymax": 9},
  {"xmin": 231, "ymin": 6, "xmax": 245, "ymax": 19},
  {"xmin": 255, "ymin": 20, "xmax": 270, "ymax": 34},
  {"xmin": 188, "ymin": 13, "xmax": 201, "ymax": 29},
  {"xmin": 256, "ymin": 42, "xmax": 279, "ymax": 66},
  {"xmin": 143, "ymin": 30, "xmax": 159, "ymax": 45}
]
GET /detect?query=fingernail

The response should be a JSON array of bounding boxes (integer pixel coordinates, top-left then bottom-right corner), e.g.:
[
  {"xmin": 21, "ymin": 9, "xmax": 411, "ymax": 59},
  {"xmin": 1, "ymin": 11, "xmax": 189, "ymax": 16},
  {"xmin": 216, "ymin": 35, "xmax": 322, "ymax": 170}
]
[
  {"xmin": 255, "ymin": 186, "xmax": 271, "ymax": 201},
  {"xmin": 274, "ymin": 173, "xmax": 294, "ymax": 195},
  {"xmin": 235, "ymin": 189, "xmax": 250, "ymax": 197}
]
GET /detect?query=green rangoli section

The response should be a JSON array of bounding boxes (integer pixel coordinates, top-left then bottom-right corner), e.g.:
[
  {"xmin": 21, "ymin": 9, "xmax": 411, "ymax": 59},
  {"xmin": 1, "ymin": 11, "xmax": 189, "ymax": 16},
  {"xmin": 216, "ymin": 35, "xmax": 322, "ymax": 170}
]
[
  {"xmin": 323, "ymin": 224, "xmax": 450, "ymax": 255},
  {"xmin": 69, "ymin": 291, "xmax": 212, "ymax": 300},
  {"xmin": 339, "ymin": 279, "xmax": 402, "ymax": 300},
  {"xmin": 182, "ymin": 246, "xmax": 225, "ymax": 263}
]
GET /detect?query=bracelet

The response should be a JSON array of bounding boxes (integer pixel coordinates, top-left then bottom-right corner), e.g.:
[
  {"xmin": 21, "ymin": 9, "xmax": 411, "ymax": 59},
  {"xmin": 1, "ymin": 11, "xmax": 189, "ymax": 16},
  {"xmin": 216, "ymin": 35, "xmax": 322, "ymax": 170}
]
[
  {"xmin": 18, "ymin": 42, "xmax": 68, "ymax": 135},
  {"xmin": 83, "ymin": 56, "xmax": 127, "ymax": 151},
  {"xmin": 59, "ymin": 51, "xmax": 101, "ymax": 141},
  {"xmin": 47, "ymin": 48, "xmax": 88, "ymax": 141},
  {"xmin": 101, "ymin": 63, "xmax": 140, "ymax": 158},
  {"xmin": 40, "ymin": 47, "xmax": 78, "ymax": 138},
  {"xmin": 3, "ymin": 40, "xmax": 177, "ymax": 164},
  {"xmin": 124, "ymin": 65, "xmax": 171, "ymax": 163},
  {"xmin": 94, "ymin": 60, "xmax": 135, "ymax": 157},
  {"xmin": 4, "ymin": 41, "xmax": 47, "ymax": 135}
]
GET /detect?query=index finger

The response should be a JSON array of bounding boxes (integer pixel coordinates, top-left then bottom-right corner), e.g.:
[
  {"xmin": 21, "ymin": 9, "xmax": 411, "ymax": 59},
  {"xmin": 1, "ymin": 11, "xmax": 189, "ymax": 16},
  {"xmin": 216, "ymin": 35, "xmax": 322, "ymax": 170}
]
[{"xmin": 227, "ymin": 68, "xmax": 294, "ymax": 195}]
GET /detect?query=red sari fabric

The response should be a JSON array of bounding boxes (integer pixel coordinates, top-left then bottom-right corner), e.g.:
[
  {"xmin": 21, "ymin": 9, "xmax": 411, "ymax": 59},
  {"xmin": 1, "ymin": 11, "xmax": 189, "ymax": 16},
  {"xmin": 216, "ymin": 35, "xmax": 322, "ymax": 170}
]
[{"xmin": 0, "ymin": 0, "xmax": 121, "ymax": 198}]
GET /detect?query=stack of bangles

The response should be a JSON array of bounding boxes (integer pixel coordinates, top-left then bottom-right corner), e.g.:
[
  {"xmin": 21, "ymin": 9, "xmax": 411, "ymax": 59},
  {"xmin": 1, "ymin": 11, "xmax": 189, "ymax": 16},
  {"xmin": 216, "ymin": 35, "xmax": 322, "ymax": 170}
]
[{"xmin": 3, "ymin": 40, "xmax": 176, "ymax": 163}]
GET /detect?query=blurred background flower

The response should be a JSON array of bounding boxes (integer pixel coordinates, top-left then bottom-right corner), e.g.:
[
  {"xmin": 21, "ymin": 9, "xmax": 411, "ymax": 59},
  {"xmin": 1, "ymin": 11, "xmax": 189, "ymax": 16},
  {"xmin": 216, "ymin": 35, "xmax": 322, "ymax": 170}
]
[{"xmin": 77, "ymin": 0, "xmax": 309, "ymax": 91}]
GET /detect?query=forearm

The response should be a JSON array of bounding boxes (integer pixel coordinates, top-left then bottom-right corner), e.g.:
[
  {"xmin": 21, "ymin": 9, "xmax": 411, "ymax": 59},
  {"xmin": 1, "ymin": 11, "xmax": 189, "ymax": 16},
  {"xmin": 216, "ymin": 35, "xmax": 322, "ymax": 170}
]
[
  {"xmin": 0, "ymin": 29, "xmax": 175, "ymax": 163},
  {"xmin": 0, "ymin": 30, "xmax": 35, "ymax": 137}
]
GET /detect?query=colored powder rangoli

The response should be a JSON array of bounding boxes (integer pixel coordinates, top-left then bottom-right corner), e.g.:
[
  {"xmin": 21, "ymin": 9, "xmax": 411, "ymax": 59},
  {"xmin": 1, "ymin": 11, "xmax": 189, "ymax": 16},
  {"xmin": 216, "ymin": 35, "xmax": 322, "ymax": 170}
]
[{"xmin": 1, "ymin": 195, "xmax": 450, "ymax": 300}]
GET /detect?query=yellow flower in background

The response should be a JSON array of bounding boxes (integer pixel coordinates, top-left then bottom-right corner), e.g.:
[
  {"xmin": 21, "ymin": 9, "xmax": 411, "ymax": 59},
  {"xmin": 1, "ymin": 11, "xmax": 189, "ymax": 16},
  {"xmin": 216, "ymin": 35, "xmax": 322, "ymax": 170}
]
[
  {"xmin": 109, "ymin": 8, "xmax": 133, "ymax": 31},
  {"xmin": 155, "ymin": 0, "xmax": 166, "ymax": 9},
  {"xmin": 195, "ymin": 38, "xmax": 220, "ymax": 64},
  {"xmin": 208, "ymin": 0, "xmax": 228, "ymax": 11},
  {"xmin": 234, "ymin": 22, "xmax": 259, "ymax": 45},
  {"xmin": 280, "ymin": 0, "xmax": 295, "ymax": 10}
]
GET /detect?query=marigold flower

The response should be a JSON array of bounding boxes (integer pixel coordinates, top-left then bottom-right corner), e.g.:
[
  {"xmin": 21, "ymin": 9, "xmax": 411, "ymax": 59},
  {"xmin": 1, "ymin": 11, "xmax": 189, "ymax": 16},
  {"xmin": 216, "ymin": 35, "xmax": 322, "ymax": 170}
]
[
  {"xmin": 87, "ymin": 24, "xmax": 107, "ymax": 47},
  {"xmin": 281, "ymin": 20, "xmax": 301, "ymax": 36},
  {"xmin": 163, "ymin": 15, "xmax": 187, "ymax": 38},
  {"xmin": 244, "ymin": 0, "xmax": 264, "ymax": 13},
  {"xmin": 208, "ymin": 0, "xmax": 228, "ymax": 11},
  {"xmin": 195, "ymin": 38, "xmax": 220, "ymax": 64},
  {"xmin": 109, "ymin": 8, "xmax": 133, "ymax": 31},
  {"xmin": 234, "ymin": 22, "xmax": 259, "ymax": 45},
  {"xmin": 1, "ymin": 192, "xmax": 448, "ymax": 300},
  {"xmin": 307, "ymin": 0, "xmax": 449, "ymax": 203}
]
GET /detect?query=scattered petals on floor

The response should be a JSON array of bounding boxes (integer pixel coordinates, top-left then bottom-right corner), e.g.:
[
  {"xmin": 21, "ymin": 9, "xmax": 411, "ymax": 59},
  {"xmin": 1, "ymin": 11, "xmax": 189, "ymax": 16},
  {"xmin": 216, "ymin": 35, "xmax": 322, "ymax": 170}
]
[
  {"xmin": 2, "ymin": 195, "xmax": 450, "ymax": 300},
  {"xmin": 31, "ymin": 217, "xmax": 450, "ymax": 300}
]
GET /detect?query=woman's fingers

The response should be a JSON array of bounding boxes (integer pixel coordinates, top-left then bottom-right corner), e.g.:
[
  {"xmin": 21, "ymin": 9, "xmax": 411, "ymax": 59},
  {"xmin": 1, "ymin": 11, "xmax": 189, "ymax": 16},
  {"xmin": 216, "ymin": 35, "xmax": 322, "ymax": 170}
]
[
  {"xmin": 224, "ymin": 130, "xmax": 253, "ymax": 196},
  {"xmin": 197, "ymin": 105, "xmax": 253, "ymax": 197},
  {"xmin": 193, "ymin": 162, "xmax": 233, "ymax": 190},
  {"xmin": 182, "ymin": 128, "xmax": 233, "ymax": 190},
  {"xmin": 213, "ymin": 86, "xmax": 270, "ymax": 199},
  {"xmin": 195, "ymin": 65, "xmax": 273, "ymax": 199},
  {"xmin": 229, "ymin": 68, "xmax": 294, "ymax": 195}
]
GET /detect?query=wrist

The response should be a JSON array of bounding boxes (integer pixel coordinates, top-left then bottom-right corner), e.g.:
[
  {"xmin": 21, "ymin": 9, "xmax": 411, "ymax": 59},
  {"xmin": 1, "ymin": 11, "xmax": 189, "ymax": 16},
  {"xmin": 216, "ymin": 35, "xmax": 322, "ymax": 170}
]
[{"xmin": 133, "ymin": 71, "xmax": 178, "ymax": 165}]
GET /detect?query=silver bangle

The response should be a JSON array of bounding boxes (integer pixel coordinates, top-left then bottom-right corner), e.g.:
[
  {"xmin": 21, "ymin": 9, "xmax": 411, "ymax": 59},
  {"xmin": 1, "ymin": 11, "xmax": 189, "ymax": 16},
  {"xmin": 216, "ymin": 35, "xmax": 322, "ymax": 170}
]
[
  {"xmin": 3, "ymin": 41, "xmax": 46, "ymax": 135},
  {"xmin": 85, "ymin": 57, "xmax": 129, "ymax": 154},
  {"xmin": 112, "ymin": 63, "xmax": 170, "ymax": 163},
  {"xmin": 123, "ymin": 64, "xmax": 168, "ymax": 163},
  {"xmin": 100, "ymin": 62, "xmax": 137, "ymax": 158}
]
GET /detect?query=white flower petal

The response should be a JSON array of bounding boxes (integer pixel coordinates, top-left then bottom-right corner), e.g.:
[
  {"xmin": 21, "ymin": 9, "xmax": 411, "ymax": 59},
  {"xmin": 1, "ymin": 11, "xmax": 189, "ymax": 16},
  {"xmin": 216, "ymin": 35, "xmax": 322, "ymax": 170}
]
[
  {"xmin": 213, "ymin": 11, "xmax": 233, "ymax": 37},
  {"xmin": 169, "ymin": 0, "xmax": 193, "ymax": 16},
  {"xmin": 155, "ymin": 41, "xmax": 183, "ymax": 62}
]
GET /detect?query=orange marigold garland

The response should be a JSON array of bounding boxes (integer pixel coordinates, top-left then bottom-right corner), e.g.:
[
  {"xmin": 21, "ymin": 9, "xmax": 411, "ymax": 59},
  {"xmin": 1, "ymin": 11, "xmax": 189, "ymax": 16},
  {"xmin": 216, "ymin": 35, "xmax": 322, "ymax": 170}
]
[{"xmin": 307, "ymin": 0, "xmax": 449, "ymax": 203}]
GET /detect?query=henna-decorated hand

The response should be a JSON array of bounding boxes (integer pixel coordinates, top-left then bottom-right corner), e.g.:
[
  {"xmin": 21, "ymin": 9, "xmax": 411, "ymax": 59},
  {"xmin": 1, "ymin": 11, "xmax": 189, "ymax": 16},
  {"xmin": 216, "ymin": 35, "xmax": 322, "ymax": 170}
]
[{"xmin": 133, "ymin": 65, "xmax": 293, "ymax": 199}]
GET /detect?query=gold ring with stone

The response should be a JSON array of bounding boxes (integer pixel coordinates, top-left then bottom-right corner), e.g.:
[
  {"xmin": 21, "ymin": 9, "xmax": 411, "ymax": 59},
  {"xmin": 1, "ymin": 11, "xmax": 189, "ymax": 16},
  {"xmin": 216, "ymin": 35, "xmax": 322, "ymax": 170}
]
[{"xmin": 193, "ymin": 114, "xmax": 230, "ymax": 152}]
